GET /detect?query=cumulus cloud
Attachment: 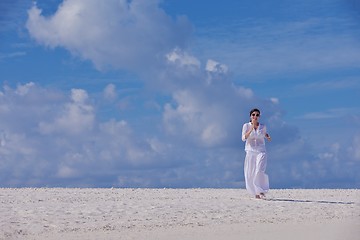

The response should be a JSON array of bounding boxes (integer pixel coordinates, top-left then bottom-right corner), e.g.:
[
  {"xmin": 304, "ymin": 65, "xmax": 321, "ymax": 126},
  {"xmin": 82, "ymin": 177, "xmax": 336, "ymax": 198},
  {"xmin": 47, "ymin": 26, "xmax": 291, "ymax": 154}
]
[
  {"xmin": 103, "ymin": 84, "xmax": 117, "ymax": 101},
  {"xmin": 26, "ymin": 0, "xmax": 193, "ymax": 71},
  {"xmin": 0, "ymin": 83, "xmax": 169, "ymax": 187},
  {"xmin": 166, "ymin": 48, "xmax": 201, "ymax": 68},
  {"xmin": 0, "ymin": 82, "xmax": 244, "ymax": 188},
  {"xmin": 38, "ymin": 89, "xmax": 94, "ymax": 135},
  {"xmin": 163, "ymin": 89, "xmax": 230, "ymax": 147},
  {"xmin": 206, "ymin": 59, "xmax": 228, "ymax": 74},
  {"xmin": 162, "ymin": 51, "xmax": 248, "ymax": 147},
  {"xmin": 0, "ymin": 80, "xmax": 359, "ymax": 188}
]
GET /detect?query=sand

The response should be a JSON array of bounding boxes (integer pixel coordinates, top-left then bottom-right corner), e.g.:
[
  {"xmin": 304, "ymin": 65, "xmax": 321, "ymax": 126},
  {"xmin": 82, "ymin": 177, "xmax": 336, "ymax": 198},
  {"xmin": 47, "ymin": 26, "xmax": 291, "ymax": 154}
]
[{"xmin": 1, "ymin": 188, "xmax": 359, "ymax": 240}]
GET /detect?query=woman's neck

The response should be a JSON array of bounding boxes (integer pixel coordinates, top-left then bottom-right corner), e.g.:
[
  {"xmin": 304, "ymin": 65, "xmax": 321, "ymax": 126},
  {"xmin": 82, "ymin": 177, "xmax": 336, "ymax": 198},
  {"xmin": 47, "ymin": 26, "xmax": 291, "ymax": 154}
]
[{"xmin": 252, "ymin": 121, "xmax": 259, "ymax": 128}]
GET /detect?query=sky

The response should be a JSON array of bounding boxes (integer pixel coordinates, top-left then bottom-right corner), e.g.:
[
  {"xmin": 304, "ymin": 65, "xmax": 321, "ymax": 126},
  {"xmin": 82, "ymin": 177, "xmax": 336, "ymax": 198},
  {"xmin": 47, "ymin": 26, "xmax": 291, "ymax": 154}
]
[{"xmin": 0, "ymin": 0, "xmax": 359, "ymax": 188}]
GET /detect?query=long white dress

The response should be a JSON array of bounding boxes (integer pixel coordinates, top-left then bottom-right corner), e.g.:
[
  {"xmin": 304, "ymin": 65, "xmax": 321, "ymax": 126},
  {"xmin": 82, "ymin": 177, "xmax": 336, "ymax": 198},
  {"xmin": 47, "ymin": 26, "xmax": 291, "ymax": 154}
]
[{"xmin": 241, "ymin": 122, "xmax": 269, "ymax": 195}]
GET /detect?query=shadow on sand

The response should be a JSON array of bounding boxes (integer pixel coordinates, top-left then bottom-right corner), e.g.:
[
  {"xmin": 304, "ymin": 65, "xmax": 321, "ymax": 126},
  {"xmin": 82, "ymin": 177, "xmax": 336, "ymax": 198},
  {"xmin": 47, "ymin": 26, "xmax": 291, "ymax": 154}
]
[{"xmin": 265, "ymin": 198, "xmax": 355, "ymax": 205}]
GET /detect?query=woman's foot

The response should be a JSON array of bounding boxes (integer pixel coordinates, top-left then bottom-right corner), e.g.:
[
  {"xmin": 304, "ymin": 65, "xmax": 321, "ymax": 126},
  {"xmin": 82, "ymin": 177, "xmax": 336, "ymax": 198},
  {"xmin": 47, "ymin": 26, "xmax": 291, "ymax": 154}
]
[{"xmin": 255, "ymin": 193, "xmax": 266, "ymax": 199}]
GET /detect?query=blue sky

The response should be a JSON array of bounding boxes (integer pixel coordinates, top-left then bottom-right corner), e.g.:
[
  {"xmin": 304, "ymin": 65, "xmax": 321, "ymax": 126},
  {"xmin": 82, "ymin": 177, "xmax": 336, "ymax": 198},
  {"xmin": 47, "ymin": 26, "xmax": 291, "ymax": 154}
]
[{"xmin": 0, "ymin": 0, "xmax": 359, "ymax": 188}]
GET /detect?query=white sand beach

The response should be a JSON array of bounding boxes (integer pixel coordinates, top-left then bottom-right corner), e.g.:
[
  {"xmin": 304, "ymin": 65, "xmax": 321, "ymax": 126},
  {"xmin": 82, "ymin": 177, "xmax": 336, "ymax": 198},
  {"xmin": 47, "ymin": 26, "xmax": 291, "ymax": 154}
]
[{"xmin": 1, "ymin": 188, "xmax": 359, "ymax": 240}]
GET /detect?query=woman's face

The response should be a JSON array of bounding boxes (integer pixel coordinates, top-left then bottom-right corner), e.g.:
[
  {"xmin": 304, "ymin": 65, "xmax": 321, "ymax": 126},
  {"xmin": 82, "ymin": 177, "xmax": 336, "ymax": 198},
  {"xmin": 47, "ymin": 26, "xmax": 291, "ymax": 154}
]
[{"xmin": 251, "ymin": 111, "xmax": 260, "ymax": 121}]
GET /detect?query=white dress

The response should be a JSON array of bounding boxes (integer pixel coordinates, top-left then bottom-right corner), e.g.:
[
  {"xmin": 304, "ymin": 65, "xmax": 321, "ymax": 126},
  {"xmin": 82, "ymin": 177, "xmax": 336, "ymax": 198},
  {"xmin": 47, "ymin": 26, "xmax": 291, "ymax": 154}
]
[{"xmin": 242, "ymin": 122, "xmax": 269, "ymax": 195}]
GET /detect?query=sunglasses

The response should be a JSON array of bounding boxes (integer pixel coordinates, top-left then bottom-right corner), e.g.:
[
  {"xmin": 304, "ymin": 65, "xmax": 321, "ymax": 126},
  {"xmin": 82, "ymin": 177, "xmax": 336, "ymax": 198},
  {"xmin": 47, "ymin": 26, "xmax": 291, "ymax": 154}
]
[{"xmin": 251, "ymin": 113, "xmax": 260, "ymax": 117}]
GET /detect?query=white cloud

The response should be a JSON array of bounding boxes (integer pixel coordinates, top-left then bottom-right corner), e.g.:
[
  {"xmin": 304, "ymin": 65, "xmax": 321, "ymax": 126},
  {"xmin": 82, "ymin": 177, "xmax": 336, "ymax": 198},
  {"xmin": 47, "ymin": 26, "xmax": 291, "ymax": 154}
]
[
  {"xmin": 162, "ymin": 49, "xmax": 279, "ymax": 148},
  {"xmin": 71, "ymin": 88, "xmax": 88, "ymax": 103},
  {"xmin": 270, "ymin": 98, "xmax": 279, "ymax": 104},
  {"xmin": 234, "ymin": 86, "xmax": 254, "ymax": 99},
  {"xmin": 26, "ymin": 0, "xmax": 193, "ymax": 71},
  {"xmin": 38, "ymin": 89, "xmax": 94, "ymax": 135},
  {"xmin": 163, "ymin": 89, "xmax": 230, "ymax": 147},
  {"xmin": 15, "ymin": 82, "xmax": 35, "ymax": 96},
  {"xmin": 103, "ymin": 84, "xmax": 117, "ymax": 101},
  {"xmin": 0, "ymin": 83, "xmax": 166, "ymax": 186},
  {"xmin": 0, "ymin": 51, "xmax": 26, "ymax": 60},
  {"xmin": 206, "ymin": 59, "xmax": 228, "ymax": 74},
  {"xmin": 166, "ymin": 48, "xmax": 200, "ymax": 68},
  {"xmin": 0, "ymin": 82, "xmax": 359, "ymax": 188}
]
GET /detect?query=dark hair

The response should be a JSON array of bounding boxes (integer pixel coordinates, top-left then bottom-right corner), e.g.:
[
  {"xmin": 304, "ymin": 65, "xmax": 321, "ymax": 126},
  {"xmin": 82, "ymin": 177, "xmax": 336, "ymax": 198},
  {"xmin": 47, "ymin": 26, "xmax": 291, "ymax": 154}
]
[{"xmin": 249, "ymin": 108, "xmax": 260, "ymax": 116}]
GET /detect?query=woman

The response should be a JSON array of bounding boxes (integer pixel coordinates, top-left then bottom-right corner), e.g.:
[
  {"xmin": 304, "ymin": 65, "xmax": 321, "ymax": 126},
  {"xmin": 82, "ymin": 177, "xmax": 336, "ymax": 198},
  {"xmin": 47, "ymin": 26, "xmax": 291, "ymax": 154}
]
[{"xmin": 242, "ymin": 108, "xmax": 271, "ymax": 199}]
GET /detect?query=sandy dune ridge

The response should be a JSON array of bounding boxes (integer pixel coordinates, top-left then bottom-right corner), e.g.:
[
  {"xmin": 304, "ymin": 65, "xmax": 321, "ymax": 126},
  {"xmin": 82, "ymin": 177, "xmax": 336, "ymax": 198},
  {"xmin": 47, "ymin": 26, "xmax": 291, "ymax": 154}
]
[{"xmin": 1, "ymin": 188, "xmax": 359, "ymax": 240}]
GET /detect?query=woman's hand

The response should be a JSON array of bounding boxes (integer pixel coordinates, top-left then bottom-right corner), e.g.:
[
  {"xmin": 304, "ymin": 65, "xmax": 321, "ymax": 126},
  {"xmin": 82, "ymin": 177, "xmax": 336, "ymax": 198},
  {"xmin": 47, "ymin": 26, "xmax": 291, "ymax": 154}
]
[
  {"xmin": 265, "ymin": 133, "xmax": 271, "ymax": 142},
  {"xmin": 244, "ymin": 125, "xmax": 254, "ymax": 139}
]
